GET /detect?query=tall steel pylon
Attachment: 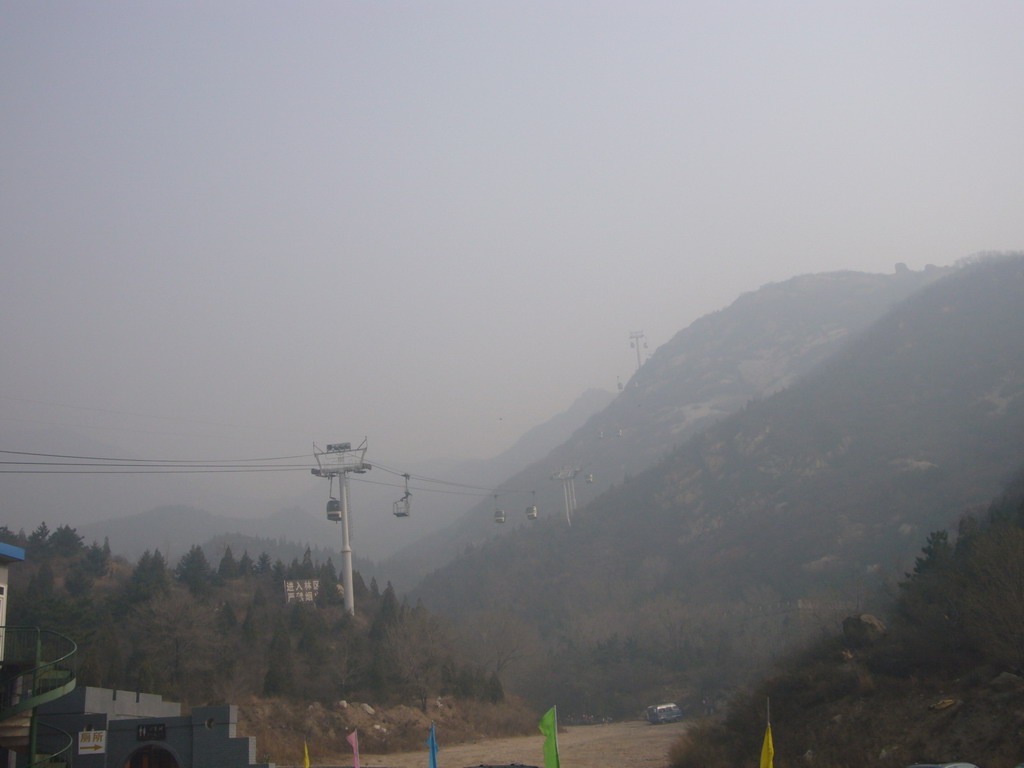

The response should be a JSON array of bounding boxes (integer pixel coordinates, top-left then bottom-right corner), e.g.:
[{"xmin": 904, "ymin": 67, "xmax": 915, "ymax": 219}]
[
  {"xmin": 629, "ymin": 330, "xmax": 647, "ymax": 373},
  {"xmin": 551, "ymin": 467, "xmax": 581, "ymax": 525},
  {"xmin": 312, "ymin": 440, "xmax": 371, "ymax": 614}
]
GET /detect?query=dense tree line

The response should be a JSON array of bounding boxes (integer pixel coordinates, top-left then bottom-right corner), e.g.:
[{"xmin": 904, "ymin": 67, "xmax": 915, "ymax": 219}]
[
  {"xmin": 668, "ymin": 464, "xmax": 1024, "ymax": 768},
  {"xmin": 1, "ymin": 526, "xmax": 503, "ymax": 710}
]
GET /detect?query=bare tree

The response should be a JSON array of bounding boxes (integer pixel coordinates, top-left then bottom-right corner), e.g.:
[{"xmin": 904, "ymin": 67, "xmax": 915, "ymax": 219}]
[
  {"xmin": 384, "ymin": 609, "xmax": 452, "ymax": 711},
  {"xmin": 459, "ymin": 610, "xmax": 543, "ymax": 677},
  {"xmin": 128, "ymin": 590, "xmax": 221, "ymax": 701},
  {"xmin": 959, "ymin": 524, "xmax": 1024, "ymax": 671}
]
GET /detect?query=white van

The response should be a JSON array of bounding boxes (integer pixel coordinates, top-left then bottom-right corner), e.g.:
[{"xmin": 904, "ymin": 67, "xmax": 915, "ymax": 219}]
[{"xmin": 645, "ymin": 703, "xmax": 683, "ymax": 724}]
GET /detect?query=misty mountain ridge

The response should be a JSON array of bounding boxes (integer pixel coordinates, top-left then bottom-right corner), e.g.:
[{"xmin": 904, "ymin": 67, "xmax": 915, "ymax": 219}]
[
  {"xmin": 74, "ymin": 505, "xmax": 349, "ymax": 567},
  {"xmin": 382, "ymin": 262, "xmax": 952, "ymax": 587},
  {"xmin": 414, "ymin": 255, "xmax": 1024, "ymax": 624},
  {"xmin": 13, "ymin": 261, "xmax": 965, "ymax": 584},
  {"xmin": 259, "ymin": 385, "xmax": 613, "ymax": 563},
  {"xmin": 70, "ymin": 387, "xmax": 614, "ymax": 565}
]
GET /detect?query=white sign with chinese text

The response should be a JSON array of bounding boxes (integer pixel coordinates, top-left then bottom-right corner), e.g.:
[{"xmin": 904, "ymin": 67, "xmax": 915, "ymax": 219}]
[
  {"xmin": 78, "ymin": 730, "xmax": 107, "ymax": 755},
  {"xmin": 284, "ymin": 579, "xmax": 320, "ymax": 604}
]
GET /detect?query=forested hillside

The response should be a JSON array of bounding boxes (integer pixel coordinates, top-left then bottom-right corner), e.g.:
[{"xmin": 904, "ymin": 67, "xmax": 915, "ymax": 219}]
[
  {"xmin": 384, "ymin": 264, "xmax": 950, "ymax": 587},
  {"xmin": 670, "ymin": 465, "xmax": 1024, "ymax": 768},
  {"xmin": 1, "ymin": 525, "xmax": 520, "ymax": 734},
  {"xmin": 7, "ymin": 255, "xmax": 1023, "ymax": 756},
  {"xmin": 414, "ymin": 254, "xmax": 1024, "ymax": 715}
]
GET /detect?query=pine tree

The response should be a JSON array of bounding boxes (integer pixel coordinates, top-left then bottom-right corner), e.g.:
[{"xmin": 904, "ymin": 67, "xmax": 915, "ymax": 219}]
[
  {"xmin": 49, "ymin": 525, "xmax": 84, "ymax": 557},
  {"xmin": 217, "ymin": 601, "xmax": 239, "ymax": 632},
  {"xmin": 84, "ymin": 540, "xmax": 110, "ymax": 577},
  {"xmin": 127, "ymin": 550, "xmax": 170, "ymax": 604},
  {"xmin": 238, "ymin": 550, "xmax": 254, "ymax": 577},
  {"xmin": 263, "ymin": 621, "xmax": 294, "ymax": 696},
  {"xmin": 27, "ymin": 522, "xmax": 51, "ymax": 556},
  {"xmin": 175, "ymin": 545, "xmax": 213, "ymax": 598},
  {"xmin": 255, "ymin": 551, "xmax": 272, "ymax": 575},
  {"xmin": 298, "ymin": 547, "xmax": 316, "ymax": 578},
  {"xmin": 218, "ymin": 546, "xmax": 240, "ymax": 579}
]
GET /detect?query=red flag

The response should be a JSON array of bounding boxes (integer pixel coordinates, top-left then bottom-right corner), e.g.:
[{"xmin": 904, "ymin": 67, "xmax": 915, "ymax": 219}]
[{"xmin": 346, "ymin": 730, "xmax": 360, "ymax": 768}]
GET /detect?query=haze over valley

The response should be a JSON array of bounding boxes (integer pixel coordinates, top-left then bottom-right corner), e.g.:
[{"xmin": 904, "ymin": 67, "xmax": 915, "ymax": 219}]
[{"xmin": 4, "ymin": 5, "xmax": 1024, "ymax": 766}]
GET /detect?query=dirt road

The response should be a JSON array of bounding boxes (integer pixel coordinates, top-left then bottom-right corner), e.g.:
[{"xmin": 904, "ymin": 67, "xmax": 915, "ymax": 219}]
[{"xmin": 356, "ymin": 720, "xmax": 688, "ymax": 768}]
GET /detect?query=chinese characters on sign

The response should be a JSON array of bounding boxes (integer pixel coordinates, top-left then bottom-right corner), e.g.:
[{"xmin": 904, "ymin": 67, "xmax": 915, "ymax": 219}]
[
  {"xmin": 284, "ymin": 579, "xmax": 320, "ymax": 604},
  {"xmin": 137, "ymin": 724, "xmax": 167, "ymax": 741},
  {"xmin": 78, "ymin": 730, "xmax": 107, "ymax": 754}
]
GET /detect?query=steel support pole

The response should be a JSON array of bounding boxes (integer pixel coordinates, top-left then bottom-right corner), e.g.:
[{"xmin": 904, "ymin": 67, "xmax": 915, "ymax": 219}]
[
  {"xmin": 562, "ymin": 479, "xmax": 572, "ymax": 526},
  {"xmin": 340, "ymin": 472, "xmax": 354, "ymax": 614}
]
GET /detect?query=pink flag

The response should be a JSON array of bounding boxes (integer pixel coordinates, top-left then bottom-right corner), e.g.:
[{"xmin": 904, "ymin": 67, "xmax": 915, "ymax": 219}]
[{"xmin": 346, "ymin": 730, "xmax": 360, "ymax": 768}]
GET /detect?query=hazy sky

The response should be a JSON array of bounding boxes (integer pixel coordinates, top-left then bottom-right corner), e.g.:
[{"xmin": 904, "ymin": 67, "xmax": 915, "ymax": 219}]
[{"xmin": 3, "ymin": 2, "xmax": 1024, "ymax": 522}]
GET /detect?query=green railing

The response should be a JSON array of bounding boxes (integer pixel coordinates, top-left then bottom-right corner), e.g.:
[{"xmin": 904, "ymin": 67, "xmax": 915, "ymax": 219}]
[
  {"xmin": 0, "ymin": 627, "xmax": 78, "ymax": 718},
  {"xmin": 29, "ymin": 723, "xmax": 73, "ymax": 768}
]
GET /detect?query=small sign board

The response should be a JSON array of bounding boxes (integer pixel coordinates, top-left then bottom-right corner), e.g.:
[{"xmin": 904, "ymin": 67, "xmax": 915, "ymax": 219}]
[
  {"xmin": 78, "ymin": 730, "xmax": 107, "ymax": 755},
  {"xmin": 284, "ymin": 579, "xmax": 320, "ymax": 604},
  {"xmin": 137, "ymin": 723, "xmax": 167, "ymax": 741}
]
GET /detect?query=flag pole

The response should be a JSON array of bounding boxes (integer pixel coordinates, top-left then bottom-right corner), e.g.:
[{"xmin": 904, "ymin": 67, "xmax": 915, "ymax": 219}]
[{"xmin": 759, "ymin": 697, "xmax": 774, "ymax": 768}]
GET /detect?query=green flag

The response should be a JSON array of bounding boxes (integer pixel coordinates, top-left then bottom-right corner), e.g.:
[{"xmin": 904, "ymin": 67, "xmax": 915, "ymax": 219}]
[{"xmin": 538, "ymin": 706, "xmax": 560, "ymax": 768}]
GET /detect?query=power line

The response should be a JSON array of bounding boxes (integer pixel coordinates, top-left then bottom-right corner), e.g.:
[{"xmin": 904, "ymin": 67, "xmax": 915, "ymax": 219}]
[
  {"xmin": 348, "ymin": 474, "xmax": 510, "ymax": 498},
  {"xmin": 0, "ymin": 449, "xmax": 310, "ymax": 463},
  {"xmin": 370, "ymin": 459, "xmax": 531, "ymax": 494},
  {"xmin": 0, "ymin": 446, "xmax": 539, "ymax": 497},
  {"xmin": 0, "ymin": 468, "xmax": 304, "ymax": 475},
  {"xmin": 0, "ymin": 461, "xmax": 309, "ymax": 469}
]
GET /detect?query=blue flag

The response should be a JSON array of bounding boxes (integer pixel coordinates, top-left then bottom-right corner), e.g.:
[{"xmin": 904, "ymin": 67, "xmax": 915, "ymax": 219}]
[{"xmin": 426, "ymin": 722, "xmax": 439, "ymax": 768}]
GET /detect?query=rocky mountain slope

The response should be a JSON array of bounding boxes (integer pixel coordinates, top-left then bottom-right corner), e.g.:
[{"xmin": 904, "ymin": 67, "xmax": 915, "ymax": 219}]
[
  {"xmin": 414, "ymin": 255, "xmax": 1024, "ymax": 691},
  {"xmin": 384, "ymin": 263, "xmax": 951, "ymax": 587}
]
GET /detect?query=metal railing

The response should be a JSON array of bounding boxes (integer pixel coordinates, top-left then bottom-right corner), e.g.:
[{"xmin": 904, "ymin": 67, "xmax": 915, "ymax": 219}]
[
  {"xmin": 0, "ymin": 627, "xmax": 78, "ymax": 717},
  {"xmin": 29, "ymin": 723, "xmax": 73, "ymax": 768}
]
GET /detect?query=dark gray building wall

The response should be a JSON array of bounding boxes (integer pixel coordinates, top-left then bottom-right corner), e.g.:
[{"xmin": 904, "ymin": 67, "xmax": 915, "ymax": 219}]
[
  {"xmin": 33, "ymin": 688, "xmax": 271, "ymax": 768},
  {"xmin": 189, "ymin": 706, "xmax": 258, "ymax": 768}
]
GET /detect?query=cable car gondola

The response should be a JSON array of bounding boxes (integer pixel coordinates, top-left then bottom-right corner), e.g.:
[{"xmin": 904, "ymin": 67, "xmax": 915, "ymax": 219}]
[
  {"xmin": 326, "ymin": 475, "xmax": 342, "ymax": 521},
  {"xmin": 326, "ymin": 497, "xmax": 341, "ymax": 521},
  {"xmin": 526, "ymin": 490, "xmax": 539, "ymax": 520},
  {"xmin": 394, "ymin": 474, "xmax": 411, "ymax": 518},
  {"xmin": 493, "ymin": 494, "xmax": 505, "ymax": 524}
]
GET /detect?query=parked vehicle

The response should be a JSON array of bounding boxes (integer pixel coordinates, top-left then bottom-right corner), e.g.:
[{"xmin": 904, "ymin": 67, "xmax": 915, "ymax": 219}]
[{"xmin": 645, "ymin": 703, "xmax": 683, "ymax": 724}]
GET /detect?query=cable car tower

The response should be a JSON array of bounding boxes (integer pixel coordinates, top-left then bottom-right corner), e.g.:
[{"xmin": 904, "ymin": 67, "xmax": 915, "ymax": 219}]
[
  {"xmin": 312, "ymin": 440, "xmax": 371, "ymax": 614},
  {"xmin": 551, "ymin": 466, "xmax": 582, "ymax": 526},
  {"xmin": 630, "ymin": 330, "xmax": 648, "ymax": 374}
]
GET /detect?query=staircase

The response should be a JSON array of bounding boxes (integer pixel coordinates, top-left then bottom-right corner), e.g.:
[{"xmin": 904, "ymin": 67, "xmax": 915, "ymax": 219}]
[{"xmin": 0, "ymin": 627, "xmax": 77, "ymax": 768}]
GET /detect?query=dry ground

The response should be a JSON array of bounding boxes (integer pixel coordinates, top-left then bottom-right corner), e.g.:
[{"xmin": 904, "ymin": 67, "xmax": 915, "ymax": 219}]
[{"xmin": 326, "ymin": 720, "xmax": 689, "ymax": 768}]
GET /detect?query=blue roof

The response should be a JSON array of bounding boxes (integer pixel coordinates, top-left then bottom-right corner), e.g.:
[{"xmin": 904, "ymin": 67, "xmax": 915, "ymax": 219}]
[{"xmin": 0, "ymin": 541, "xmax": 26, "ymax": 563}]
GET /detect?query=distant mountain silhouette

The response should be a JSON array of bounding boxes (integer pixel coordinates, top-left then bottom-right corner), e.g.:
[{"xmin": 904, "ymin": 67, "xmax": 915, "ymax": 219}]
[
  {"xmin": 74, "ymin": 387, "xmax": 614, "ymax": 566},
  {"xmin": 414, "ymin": 256, "xmax": 1024, "ymax": 625},
  {"xmin": 386, "ymin": 263, "xmax": 951, "ymax": 587}
]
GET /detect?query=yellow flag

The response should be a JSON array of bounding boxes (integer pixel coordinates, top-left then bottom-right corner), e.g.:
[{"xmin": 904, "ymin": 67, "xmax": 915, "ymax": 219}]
[
  {"xmin": 303, "ymin": 740, "xmax": 310, "ymax": 768},
  {"xmin": 759, "ymin": 724, "xmax": 774, "ymax": 768}
]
